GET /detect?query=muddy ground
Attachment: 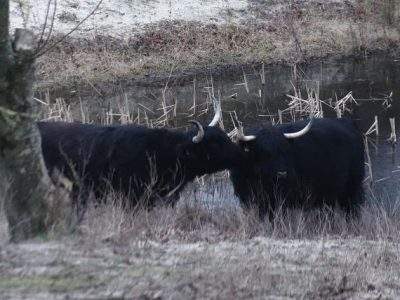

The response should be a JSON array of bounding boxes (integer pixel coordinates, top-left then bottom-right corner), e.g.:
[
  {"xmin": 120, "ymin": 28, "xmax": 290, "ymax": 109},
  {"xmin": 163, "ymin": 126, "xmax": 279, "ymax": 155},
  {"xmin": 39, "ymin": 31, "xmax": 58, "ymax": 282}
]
[{"xmin": 1, "ymin": 235, "xmax": 400, "ymax": 299}]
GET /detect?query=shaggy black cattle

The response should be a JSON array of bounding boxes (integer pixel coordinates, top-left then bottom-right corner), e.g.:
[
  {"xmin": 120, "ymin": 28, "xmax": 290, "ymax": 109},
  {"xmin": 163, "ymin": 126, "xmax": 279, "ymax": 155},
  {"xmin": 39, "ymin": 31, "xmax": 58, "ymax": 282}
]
[
  {"xmin": 230, "ymin": 118, "xmax": 365, "ymax": 220},
  {"xmin": 38, "ymin": 109, "xmax": 244, "ymax": 216}
]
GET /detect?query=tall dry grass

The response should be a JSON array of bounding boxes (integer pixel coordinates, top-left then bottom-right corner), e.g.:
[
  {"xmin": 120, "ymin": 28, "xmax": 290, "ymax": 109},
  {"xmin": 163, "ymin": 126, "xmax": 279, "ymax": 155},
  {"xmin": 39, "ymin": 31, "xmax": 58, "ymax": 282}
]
[
  {"xmin": 71, "ymin": 181, "xmax": 400, "ymax": 246},
  {"xmin": 356, "ymin": 0, "xmax": 400, "ymax": 26}
]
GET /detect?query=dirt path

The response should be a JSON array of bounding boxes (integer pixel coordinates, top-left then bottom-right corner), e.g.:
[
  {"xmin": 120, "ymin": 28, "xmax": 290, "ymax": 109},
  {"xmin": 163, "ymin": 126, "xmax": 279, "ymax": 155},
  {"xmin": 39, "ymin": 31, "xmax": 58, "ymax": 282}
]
[{"xmin": 1, "ymin": 237, "xmax": 399, "ymax": 299}]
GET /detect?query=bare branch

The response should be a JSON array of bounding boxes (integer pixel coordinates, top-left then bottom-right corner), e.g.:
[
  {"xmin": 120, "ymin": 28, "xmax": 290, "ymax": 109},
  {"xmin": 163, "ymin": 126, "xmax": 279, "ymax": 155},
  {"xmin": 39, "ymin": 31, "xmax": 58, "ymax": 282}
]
[
  {"xmin": 36, "ymin": 0, "xmax": 53, "ymax": 49},
  {"xmin": 41, "ymin": 0, "xmax": 57, "ymax": 49},
  {"xmin": 35, "ymin": 0, "xmax": 104, "ymax": 58},
  {"xmin": 35, "ymin": 0, "xmax": 58, "ymax": 55}
]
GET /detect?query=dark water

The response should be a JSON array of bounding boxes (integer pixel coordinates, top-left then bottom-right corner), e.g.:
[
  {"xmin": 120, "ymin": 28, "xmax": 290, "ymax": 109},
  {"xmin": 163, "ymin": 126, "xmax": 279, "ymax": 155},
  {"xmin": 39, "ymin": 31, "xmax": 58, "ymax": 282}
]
[{"xmin": 37, "ymin": 53, "xmax": 400, "ymax": 201}]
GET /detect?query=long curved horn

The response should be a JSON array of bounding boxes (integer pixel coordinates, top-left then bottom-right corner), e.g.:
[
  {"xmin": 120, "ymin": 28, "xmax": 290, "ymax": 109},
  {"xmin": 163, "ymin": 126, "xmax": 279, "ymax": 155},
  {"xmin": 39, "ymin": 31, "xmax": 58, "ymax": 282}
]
[
  {"xmin": 190, "ymin": 121, "xmax": 205, "ymax": 143},
  {"xmin": 208, "ymin": 102, "xmax": 222, "ymax": 127},
  {"xmin": 236, "ymin": 126, "xmax": 256, "ymax": 142},
  {"xmin": 284, "ymin": 118, "xmax": 313, "ymax": 139}
]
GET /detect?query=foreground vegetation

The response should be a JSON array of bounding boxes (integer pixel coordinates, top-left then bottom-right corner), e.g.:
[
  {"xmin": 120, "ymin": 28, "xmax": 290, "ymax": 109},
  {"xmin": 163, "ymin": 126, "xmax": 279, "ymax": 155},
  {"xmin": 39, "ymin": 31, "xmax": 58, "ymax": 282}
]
[{"xmin": 1, "ymin": 185, "xmax": 400, "ymax": 298}]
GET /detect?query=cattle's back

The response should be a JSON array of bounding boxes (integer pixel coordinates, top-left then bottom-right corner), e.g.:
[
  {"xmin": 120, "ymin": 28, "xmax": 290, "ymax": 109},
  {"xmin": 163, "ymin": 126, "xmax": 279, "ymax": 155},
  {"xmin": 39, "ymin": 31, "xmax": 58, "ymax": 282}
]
[
  {"xmin": 38, "ymin": 122, "xmax": 188, "ymax": 186},
  {"xmin": 38, "ymin": 122, "xmax": 116, "ymax": 178},
  {"xmin": 280, "ymin": 118, "xmax": 364, "ymax": 190}
]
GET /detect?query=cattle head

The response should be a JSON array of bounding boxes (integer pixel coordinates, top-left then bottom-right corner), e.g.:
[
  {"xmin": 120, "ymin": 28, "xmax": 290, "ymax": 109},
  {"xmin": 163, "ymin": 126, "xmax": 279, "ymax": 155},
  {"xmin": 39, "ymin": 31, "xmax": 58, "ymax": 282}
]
[
  {"xmin": 235, "ymin": 119, "xmax": 313, "ymax": 181},
  {"xmin": 177, "ymin": 105, "xmax": 245, "ymax": 177}
]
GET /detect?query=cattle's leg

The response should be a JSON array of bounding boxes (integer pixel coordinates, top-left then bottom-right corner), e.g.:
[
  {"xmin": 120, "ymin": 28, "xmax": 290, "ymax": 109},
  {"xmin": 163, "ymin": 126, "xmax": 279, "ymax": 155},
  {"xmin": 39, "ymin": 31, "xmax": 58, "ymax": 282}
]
[
  {"xmin": 337, "ymin": 195, "xmax": 362, "ymax": 222},
  {"xmin": 165, "ymin": 193, "xmax": 180, "ymax": 208},
  {"xmin": 93, "ymin": 186, "xmax": 109, "ymax": 206},
  {"xmin": 266, "ymin": 207, "xmax": 274, "ymax": 225},
  {"xmin": 341, "ymin": 160, "xmax": 365, "ymax": 221},
  {"xmin": 256, "ymin": 195, "xmax": 275, "ymax": 224},
  {"xmin": 146, "ymin": 189, "xmax": 180, "ymax": 210},
  {"xmin": 71, "ymin": 184, "xmax": 91, "ymax": 223},
  {"xmin": 339, "ymin": 180, "xmax": 364, "ymax": 221}
]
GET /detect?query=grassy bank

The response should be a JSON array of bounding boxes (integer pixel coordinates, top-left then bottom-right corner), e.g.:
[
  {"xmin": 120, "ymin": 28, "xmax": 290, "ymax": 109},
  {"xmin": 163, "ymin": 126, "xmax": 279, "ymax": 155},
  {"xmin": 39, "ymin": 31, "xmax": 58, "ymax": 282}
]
[{"xmin": 35, "ymin": 0, "xmax": 400, "ymax": 90}]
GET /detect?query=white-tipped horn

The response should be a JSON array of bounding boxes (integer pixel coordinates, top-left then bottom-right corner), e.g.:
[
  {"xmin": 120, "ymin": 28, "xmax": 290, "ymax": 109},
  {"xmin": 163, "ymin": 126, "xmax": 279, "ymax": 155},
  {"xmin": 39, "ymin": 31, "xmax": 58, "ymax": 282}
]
[
  {"xmin": 284, "ymin": 118, "xmax": 313, "ymax": 139},
  {"xmin": 208, "ymin": 101, "xmax": 222, "ymax": 127},
  {"xmin": 240, "ymin": 135, "xmax": 257, "ymax": 142},
  {"xmin": 236, "ymin": 126, "xmax": 256, "ymax": 142},
  {"xmin": 190, "ymin": 121, "xmax": 205, "ymax": 143}
]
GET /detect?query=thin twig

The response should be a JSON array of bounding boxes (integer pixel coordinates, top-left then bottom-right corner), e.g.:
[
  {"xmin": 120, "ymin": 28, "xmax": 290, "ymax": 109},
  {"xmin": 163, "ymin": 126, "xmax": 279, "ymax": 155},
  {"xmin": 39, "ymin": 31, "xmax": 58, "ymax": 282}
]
[
  {"xmin": 35, "ymin": 0, "xmax": 104, "ymax": 57},
  {"xmin": 36, "ymin": 0, "xmax": 53, "ymax": 49},
  {"xmin": 37, "ymin": 0, "xmax": 58, "ymax": 54}
]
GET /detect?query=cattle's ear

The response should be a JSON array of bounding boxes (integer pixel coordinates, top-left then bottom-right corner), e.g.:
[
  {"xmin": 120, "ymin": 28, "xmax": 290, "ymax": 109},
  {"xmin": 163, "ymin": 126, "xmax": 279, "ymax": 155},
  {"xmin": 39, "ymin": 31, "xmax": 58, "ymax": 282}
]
[{"xmin": 237, "ymin": 138, "xmax": 255, "ymax": 152}]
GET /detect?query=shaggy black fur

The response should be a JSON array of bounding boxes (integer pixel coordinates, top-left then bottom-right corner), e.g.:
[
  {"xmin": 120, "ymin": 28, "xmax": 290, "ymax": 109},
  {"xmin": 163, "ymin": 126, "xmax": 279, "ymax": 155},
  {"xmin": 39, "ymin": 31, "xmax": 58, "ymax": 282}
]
[
  {"xmin": 230, "ymin": 118, "xmax": 365, "ymax": 220},
  {"xmin": 38, "ymin": 122, "xmax": 244, "ymax": 214}
]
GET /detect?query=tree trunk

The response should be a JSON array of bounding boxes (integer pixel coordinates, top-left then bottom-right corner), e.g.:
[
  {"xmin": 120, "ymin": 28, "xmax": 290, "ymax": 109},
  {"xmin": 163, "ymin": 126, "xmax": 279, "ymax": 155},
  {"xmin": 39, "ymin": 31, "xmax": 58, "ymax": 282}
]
[{"xmin": 0, "ymin": 0, "xmax": 53, "ymax": 242}]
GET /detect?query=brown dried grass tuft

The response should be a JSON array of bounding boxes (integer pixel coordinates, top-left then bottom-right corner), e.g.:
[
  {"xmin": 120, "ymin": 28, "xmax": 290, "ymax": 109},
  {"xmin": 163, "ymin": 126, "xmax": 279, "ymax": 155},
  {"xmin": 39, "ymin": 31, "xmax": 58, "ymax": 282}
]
[{"xmin": 75, "ymin": 182, "xmax": 400, "ymax": 246}]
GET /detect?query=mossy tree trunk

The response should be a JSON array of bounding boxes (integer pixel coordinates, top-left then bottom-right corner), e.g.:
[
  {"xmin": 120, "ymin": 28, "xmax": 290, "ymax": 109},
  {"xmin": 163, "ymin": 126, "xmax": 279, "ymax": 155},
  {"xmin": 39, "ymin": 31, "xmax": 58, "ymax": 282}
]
[{"xmin": 0, "ymin": 0, "xmax": 53, "ymax": 242}]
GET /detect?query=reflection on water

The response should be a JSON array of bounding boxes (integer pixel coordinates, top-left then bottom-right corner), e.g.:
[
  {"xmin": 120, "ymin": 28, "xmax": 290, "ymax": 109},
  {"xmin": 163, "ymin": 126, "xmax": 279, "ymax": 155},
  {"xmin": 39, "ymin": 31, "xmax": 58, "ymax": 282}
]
[{"xmin": 37, "ymin": 53, "xmax": 400, "ymax": 201}]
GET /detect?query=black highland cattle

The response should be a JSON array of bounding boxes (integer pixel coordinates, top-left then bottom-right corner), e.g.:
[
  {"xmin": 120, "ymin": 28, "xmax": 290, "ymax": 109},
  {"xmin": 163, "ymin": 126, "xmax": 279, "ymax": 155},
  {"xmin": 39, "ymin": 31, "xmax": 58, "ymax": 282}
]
[
  {"xmin": 38, "ymin": 109, "xmax": 244, "ymax": 216},
  {"xmin": 230, "ymin": 118, "xmax": 365, "ymax": 220}
]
